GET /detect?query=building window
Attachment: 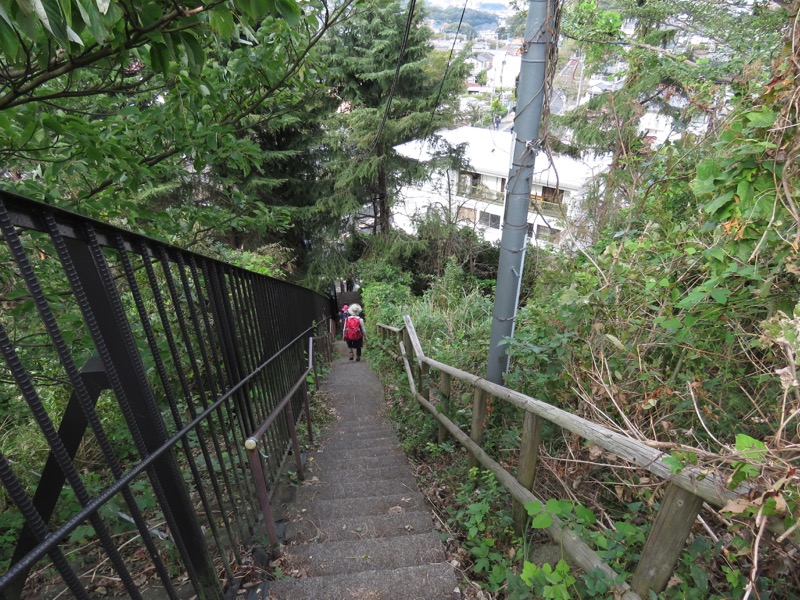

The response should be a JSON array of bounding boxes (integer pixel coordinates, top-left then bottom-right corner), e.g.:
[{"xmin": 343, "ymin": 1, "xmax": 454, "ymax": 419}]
[
  {"xmin": 479, "ymin": 211, "xmax": 500, "ymax": 229},
  {"xmin": 457, "ymin": 207, "xmax": 477, "ymax": 223},
  {"xmin": 500, "ymin": 178, "xmax": 507, "ymax": 192},
  {"xmin": 541, "ymin": 186, "xmax": 564, "ymax": 204},
  {"xmin": 526, "ymin": 223, "xmax": 534, "ymax": 239},
  {"xmin": 459, "ymin": 170, "xmax": 481, "ymax": 187},
  {"xmin": 531, "ymin": 185, "xmax": 565, "ymax": 217},
  {"xmin": 535, "ymin": 224, "xmax": 560, "ymax": 243}
]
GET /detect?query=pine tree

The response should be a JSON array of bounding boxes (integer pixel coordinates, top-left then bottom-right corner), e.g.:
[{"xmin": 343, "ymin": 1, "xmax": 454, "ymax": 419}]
[{"xmin": 323, "ymin": 0, "xmax": 470, "ymax": 233}]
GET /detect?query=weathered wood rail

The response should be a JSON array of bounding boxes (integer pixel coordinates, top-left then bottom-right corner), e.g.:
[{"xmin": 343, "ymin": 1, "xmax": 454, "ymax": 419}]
[{"xmin": 376, "ymin": 317, "xmax": 748, "ymax": 598}]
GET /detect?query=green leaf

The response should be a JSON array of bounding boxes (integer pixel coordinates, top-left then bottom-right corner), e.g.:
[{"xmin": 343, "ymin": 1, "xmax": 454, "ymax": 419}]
[
  {"xmin": 0, "ymin": 19, "xmax": 19, "ymax": 61},
  {"xmin": 524, "ymin": 500, "xmax": 544, "ymax": 516},
  {"xmin": 531, "ymin": 511, "xmax": 553, "ymax": 529},
  {"xmin": 659, "ymin": 318, "xmax": 683, "ymax": 333},
  {"xmin": 34, "ymin": 0, "xmax": 68, "ymax": 46},
  {"xmin": 735, "ymin": 434, "xmax": 767, "ymax": 461},
  {"xmin": 209, "ymin": 7, "xmax": 235, "ymax": 37},
  {"xmin": 272, "ymin": 0, "xmax": 301, "ymax": 25},
  {"xmin": 604, "ymin": 333, "xmax": 626, "ymax": 352},
  {"xmin": 182, "ymin": 31, "xmax": 205, "ymax": 76},
  {"xmin": 0, "ymin": 2, "xmax": 14, "ymax": 26},
  {"xmin": 75, "ymin": 0, "xmax": 106, "ymax": 43},
  {"xmin": 575, "ymin": 505, "xmax": 596, "ymax": 524},
  {"xmin": 250, "ymin": 0, "xmax": 269, "ymax": 17},
  {"xmin": 66, "ymin": 24, "xmax": 83, "ymax": 44},
  {"xmin": 663, "ymin": 453, "xmax": 685, "ymax": 473},
  {"xmin": 744, "ymin": 108, "xmax": 776, "ymax": 128},
  {"xmin": 521, "ymin": 561, "xmax": 539, "ymax": 586},
  {"xmin": 736, "ymin": 179, "xmax": 753, "ymax": 204},
  {"xmin": 677, "ymin": 289, "xmax": 707, "ymax": 310},
  {"xmin": 709, "ymin": 288, "xmax": 730, "ymax": 305},
  {"xmin": 546, "ymin": 498, "xmax": 570, "ymax": 515},
  {"xmin": 702, "ymin": 190, "xmax": 734, "ymax": 215},
  {"xmin": 149, "ymin": 41, "xmax": 170, "ymax": 75}
]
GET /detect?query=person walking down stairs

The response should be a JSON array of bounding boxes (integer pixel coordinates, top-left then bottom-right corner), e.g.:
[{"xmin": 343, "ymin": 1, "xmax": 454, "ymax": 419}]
[{"xmin": 343, "ymin": 303, "xmax": 367, "ymax": 361}]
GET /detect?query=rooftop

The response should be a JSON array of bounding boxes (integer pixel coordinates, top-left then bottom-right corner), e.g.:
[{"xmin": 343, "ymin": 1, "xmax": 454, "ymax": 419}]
[{"xmin": 395, "ymin": 126, "xmax": 610, "ymax": 190}]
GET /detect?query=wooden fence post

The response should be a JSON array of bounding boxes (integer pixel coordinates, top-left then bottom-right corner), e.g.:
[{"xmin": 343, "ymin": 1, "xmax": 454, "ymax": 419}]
[
  {"xmin": 437, "ymin": 371, "xmax": 451, "ymax": 443},
  {"xmin": 468, "ymin": 388, "xmax": 487, "ymax": 469},
  {"xmin": 512, "ymin": 411, "xmax": 543, "ymax": 533},
  {"xmin": 631, "ymin": 483, "xmax": 703, "ymax": 596},
  {"xmin": 420, "ymin": 362, "xmax": 430, "ymax": 401}
]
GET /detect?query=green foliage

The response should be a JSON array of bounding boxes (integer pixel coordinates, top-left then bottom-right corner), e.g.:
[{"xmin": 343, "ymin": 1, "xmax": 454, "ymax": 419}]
[
  {"xmin": 519, "ymin": 559, "xmax": 576, "ymax": 600},
  {"xmin": 451, "ymin": 469, "xmax": 514, "ymax": 591},
  {"xmin": 427, "ymin": 6, "xmax": 498, "ymax": 30}
]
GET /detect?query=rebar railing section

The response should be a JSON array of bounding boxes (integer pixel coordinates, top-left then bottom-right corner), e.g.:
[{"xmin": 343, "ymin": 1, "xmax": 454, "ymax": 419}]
[{"xmin": 0, "ymin": 190, "xmax": 333, "ymax": 599}]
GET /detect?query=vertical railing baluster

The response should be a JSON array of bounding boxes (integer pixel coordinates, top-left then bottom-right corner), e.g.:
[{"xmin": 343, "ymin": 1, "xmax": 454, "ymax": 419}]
[
  {"xmin": 469, "ymin": 388, "xmax": 487, "ymax": 470},
  {"xmin": 438, "ymin": 371, "xmax": 451, "ymax": 444},
  {"xmin": 632, "ymin": 484, "xmax": 703, "ymax": 596},
  {"xmin": 513, "ymin": 411, "xmax": 543, "ymax": 533}
]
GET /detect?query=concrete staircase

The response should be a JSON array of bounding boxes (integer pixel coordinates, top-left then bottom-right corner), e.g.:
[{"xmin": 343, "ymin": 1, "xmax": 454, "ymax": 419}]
[{"xmin": 267, "ymin": 342, "xmax": 458, "ymax": 599}]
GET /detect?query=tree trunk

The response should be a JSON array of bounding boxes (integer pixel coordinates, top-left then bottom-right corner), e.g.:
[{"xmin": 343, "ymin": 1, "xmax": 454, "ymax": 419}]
[{"xmin": 377, "ymin": 160, "xmax": 391, "ymax": 233}]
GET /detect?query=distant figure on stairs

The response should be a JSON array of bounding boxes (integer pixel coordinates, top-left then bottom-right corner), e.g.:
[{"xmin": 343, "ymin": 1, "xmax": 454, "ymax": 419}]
[
  {"xmin": 338, "ymin": 304, "xmax": 349, "ymax": 339},
  {"xmin": 343, "ymin": 303, "xmax": 367, "ymax": 361}
]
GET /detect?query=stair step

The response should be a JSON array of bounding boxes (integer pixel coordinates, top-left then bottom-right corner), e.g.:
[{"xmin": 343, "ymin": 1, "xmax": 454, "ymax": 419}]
[
  {"xmin": 332, "ymin": 411, "xmax": 388, "ymax": 423},
  {"xmin": 265, "ymin": 562, "xmax": 458, "ymax": 599},
  {"xmin": 323, "ymin": 427, "xmax": 397, "ymax": 442},
  {"xmin": 293, "ymin": 493, "xmax": 426, "ymax": 520},
  {"xmin": 319, "ymin": 436, "xmax": 400, "ymax": 452},
  {"xmin": 285, "ymin": 510, "xmax": 437, "ymax": 543},
  {"xmin": 308, "ymin": 453, "xmax": 411, "ymax": 473},
  {"xmin": 306, "ymin": 463, "xmax": 414, "ymax": 482},
  {"xmin": 278, "ymin": 532, "xmax": 445, "ymax": 576},
  {"xmin": 295, "ymin": 476, "xmax": 419, "ymax": 502},
  {"xmin": 310, "ymin": 444, "xmax": 406, "ymax": 462},
  {"xmin": 328, "ymin": 414, "xmax": 388, "ymax": 428}
]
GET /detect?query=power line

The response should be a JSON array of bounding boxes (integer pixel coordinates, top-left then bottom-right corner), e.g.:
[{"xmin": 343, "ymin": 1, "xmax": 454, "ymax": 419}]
[
  {"xmin": 420, "ymin": 0, "xmax": 470, "ymax": 144},
  {"xmin": 369, "ymin": 0, "xmax": 418, "ymax": 156}
]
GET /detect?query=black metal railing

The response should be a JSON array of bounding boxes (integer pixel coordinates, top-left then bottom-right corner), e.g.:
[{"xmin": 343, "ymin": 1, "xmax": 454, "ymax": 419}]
[{"xmin": 0, "ymin": 190, "xmax": 333, "ymax": 599}]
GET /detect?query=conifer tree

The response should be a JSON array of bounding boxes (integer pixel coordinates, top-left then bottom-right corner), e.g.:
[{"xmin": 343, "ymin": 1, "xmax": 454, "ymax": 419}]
[{"xmin": 322, "ymin": 0, "xmax": 469, "ymax": 233}]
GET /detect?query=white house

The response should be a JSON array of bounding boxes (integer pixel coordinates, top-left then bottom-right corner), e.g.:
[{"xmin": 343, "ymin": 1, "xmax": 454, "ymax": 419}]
[{"xmin": 393, "ymin": 126, "xmax": 609, "ymax": 246}]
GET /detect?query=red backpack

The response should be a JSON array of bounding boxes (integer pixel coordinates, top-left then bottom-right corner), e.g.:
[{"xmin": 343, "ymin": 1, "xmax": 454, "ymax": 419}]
[{"xmin": 343, "ymin": 316, "xmax": 362, "ymax": 341}]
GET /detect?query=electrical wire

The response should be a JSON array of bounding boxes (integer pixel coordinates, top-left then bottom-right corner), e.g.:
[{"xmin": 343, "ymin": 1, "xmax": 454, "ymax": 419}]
[
  {"xmin": 369, "ymin": 0, "xmax": 418, "ymax": 156},
  {"xmin": 419, "ymin": 0, "xmax": 470, "ymax": 145}
]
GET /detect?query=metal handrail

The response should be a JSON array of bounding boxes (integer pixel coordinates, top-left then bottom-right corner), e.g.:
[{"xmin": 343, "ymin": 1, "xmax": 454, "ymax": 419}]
[{"xmin": 0, "ymin": 191, "xmax": 333, "ymax": 599}]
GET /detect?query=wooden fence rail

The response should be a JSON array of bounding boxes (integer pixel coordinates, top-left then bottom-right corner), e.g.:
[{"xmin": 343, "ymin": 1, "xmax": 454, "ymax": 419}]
[{"xmin": 375, "ymin": 317, "xmax": 748, "ymax": 598}]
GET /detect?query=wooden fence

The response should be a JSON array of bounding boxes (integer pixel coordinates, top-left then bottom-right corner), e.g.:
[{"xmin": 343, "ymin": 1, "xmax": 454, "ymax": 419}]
[{"xmin": 376, "ymin": 317, "xmax": 748, "ymax": 599}]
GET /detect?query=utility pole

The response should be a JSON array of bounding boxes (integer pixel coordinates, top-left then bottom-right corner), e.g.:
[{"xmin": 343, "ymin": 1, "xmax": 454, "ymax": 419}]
[{"xmin": 485, "ymin": 0, "xmax": 558, "ymax": 385}]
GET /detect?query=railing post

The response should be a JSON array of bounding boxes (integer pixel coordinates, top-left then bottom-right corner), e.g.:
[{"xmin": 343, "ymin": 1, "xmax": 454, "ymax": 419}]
[
  {"xmin": 420, "ymin": 362, "xmax": 430, "ymax": 401},
  {"xmin": 284, "ymin": 396, "xmax": 305, "ymax": 481},
  {"xmin": 512, "ymin": 411, "xmax": 543, "ymax": 533},
  {"xmin": 631, "ymin": 483, "xmax": 703, "ymax": 596},
  {"xmin": 326, "ymin": 331, "xmax": 332, "ymax": 363},
  {"xmin": 468, "ymin": 388, "xmax": 487, "ymax": 469},
  {"xmin": 310, "ymin": 337, "xmax": 320, "ymax": 391},
  {"xmin": 245, "ymin": 441, "xmax": 280, "ymax": 547},
  {"xmin": 302, "ymin": 378, "xmax": 313, "ymax": 444},
  {"xmin": 437, "ymin": 371, "xmax": 451, "ymax": 443}
]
